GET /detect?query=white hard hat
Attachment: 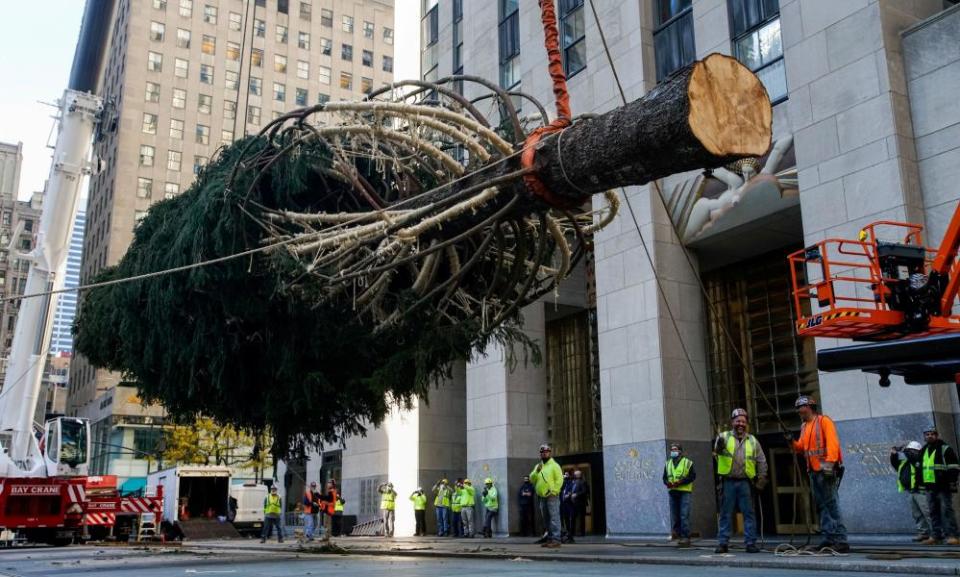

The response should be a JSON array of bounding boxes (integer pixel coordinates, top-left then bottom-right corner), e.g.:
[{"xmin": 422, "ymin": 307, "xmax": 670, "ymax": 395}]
[{"xmin": 906, "ymin": 441, "xmax": 923, "ymax": 451}]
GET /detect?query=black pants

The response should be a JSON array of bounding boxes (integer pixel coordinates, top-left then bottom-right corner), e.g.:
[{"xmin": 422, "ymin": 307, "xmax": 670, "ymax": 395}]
[
  {"xmin": 414, "ymin": 510, "xmax": 427, "ymax": 535},
  {"xmin": 332, "ymin": 513, "xmax": 342, "ymax": 536},
  {"xmin": 519, "ymin": 504, "xmax": 535, "ymax": 536},
  {"xmin": 562, "ymin": 505, "xmax": 576, "ymax": 539}
]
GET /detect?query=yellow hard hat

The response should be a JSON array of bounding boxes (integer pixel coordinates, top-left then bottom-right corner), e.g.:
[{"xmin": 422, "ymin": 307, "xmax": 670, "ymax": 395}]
[
  {"xmin": 484, "ymin": 478, "xmax": 493, "ymax": 484},
  {"xmin": 464, "ymin": 478, "xmax": 472, "ymax": 484}
]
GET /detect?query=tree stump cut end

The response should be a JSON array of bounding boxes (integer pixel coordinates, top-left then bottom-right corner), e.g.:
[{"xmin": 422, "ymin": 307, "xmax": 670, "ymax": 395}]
[{"xmin": 687, "ymin": 53, "xmax": 773, "ymax": 158}]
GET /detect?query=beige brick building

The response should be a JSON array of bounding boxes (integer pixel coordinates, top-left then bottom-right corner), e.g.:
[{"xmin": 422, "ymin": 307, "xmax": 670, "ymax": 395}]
[{"xmin": 66, "ymin": 0, "xmax": 395, "ymax": 486}]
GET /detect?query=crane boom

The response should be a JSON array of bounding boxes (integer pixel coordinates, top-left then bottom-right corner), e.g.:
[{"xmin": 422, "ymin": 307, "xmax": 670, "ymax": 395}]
[{"xmin": 0, "ymin": 89, "xmax": 101, "ymax": 477}]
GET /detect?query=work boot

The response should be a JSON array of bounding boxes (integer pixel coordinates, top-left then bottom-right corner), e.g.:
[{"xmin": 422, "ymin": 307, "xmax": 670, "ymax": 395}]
[
  {"xmin": 677, "ymin": 538, "xmax": 691, "ymax": 548},
  {"xmin": 947, "ymin": 537, "xmax": 960, "ymax": 546},
  {"xmin": 535, "ymin": 535, "xmax": 548, "ymax": 544},
  {"xmin": 745, "ymin": 544, "xmax": 760, "ymax": 553},
  {"xmin": 832, "ymin": 543, "xmax": 850, "ymax": 553},
  {"xmin": 815, "ymin": 540, "xmax": 834, "ymax": 550},
  {"xmin": 714, "ymin": 544, "xmax": 728, "ymax": 554},
  {"xmin": 913, "ymin": 534, "xmax": 930, "ymax": 542},
  {"xmin": 544, "ymin": 540, "xmax": 561, "ymax": 548},
  {"xmin": 923, "ymin": 537, "xmax": 943, "ymax": 545}
]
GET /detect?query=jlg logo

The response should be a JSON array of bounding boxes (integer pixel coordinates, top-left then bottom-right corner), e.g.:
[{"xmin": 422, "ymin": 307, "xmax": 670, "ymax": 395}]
[{"xmin": 805, "ymin": 315, "xmax": 824, "ymax": 328}]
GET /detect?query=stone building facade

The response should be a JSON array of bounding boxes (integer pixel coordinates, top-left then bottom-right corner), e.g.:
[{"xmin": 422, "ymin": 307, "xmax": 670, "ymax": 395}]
[{"xmin": 331, "ymin": 0, "xmax": 960, "ymax": 539}]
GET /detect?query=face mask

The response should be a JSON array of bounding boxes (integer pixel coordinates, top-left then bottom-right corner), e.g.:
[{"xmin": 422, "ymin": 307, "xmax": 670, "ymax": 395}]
[{"xmin": 670, "ymin": 451, "xmax": 679, "ymax": 458}]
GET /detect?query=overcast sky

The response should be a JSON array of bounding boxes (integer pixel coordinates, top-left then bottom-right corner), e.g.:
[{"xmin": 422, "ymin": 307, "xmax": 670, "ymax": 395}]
[{"xmin": 0, "ymin": 0, "xmax": 420, "ymax": 202}]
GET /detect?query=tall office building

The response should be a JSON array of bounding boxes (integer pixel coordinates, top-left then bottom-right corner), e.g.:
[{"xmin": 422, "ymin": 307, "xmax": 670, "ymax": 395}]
[
  {"xmin": 66, "ymin": 0, "xmax": 395, "ymax": 488},
  {"xmin": 49, "ymin": 209, "xmax": 86, "ymax": 355},
  {"xmin": 323, "ymin": 0, "xmax": 960, "ymax": 539}
]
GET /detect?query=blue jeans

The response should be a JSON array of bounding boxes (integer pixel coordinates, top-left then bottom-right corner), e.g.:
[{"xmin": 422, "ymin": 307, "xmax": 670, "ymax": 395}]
[
  {"xmin": 303, "ymin": 512, "xmax": 316, "ymax": 539},
  {"xmin": 809, "ymin": 472, "xmax": 847, "ymax": 544},
  {"xmin": 928, "ymin": 489, "xmax": 959, "ymax": 540},
  {"xmin": 261, "ymin": 515, "xmax": 284, "ymax": 541},
  {"xmin": 452, "ymin": 511, "xmax": 462, "ymax": 536},
  {"xmin": 539, "ymin": 495, "xmax": 561, "ymax": 542},
  {"xmin": 669, "ymin": 491, "xmax": 691, "ymax": 539},
  {"xmin": 717, "ymin": 478, "xmax": 756, "ymax": 546},
  {"xmin": 435, "ymin": 506, "xmax": 449, "ymax": 535}
]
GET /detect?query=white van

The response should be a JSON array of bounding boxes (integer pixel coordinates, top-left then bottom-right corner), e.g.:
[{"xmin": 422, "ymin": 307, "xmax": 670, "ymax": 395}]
[{"xmin": 229, "ymin": 483, "xmax": 267, "ymax": 535}]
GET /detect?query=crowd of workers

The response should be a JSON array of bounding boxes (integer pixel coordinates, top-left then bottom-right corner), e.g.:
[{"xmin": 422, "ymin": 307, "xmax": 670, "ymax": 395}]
[{"xmin": 259, "ymin": 395, "xmax": 959, "ymax": 550}]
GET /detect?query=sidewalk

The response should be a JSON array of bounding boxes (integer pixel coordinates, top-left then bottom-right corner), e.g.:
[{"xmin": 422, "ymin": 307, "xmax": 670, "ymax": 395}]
[{"xmin": 185, "ymin": 535, "xmax": 960, "ymax": 576}]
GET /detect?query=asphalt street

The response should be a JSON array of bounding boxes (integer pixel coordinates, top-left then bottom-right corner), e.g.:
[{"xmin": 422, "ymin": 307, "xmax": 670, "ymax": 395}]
[{"xmin": 0, "ymin": 546, "xmax": 927, "ymax": 577}]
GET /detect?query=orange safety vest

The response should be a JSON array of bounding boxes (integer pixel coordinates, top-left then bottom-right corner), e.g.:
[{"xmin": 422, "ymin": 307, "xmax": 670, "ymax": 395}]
[
  {"xmin": 324, "ymin": 489, "xmax": 338, "ymax": 516},
  {"xmin": 304, "ymin": 489, "xmax": 316, "ymax": 514},
  {"xmin": 793, "ymin": 414, "xmax": 842, "ymax": 472}
]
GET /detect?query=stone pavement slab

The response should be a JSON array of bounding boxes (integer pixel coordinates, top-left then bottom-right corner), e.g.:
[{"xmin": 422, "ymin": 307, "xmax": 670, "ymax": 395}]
[{"xmin": 183, "ymin": 535, "xmax": 960, "ymax": 576}]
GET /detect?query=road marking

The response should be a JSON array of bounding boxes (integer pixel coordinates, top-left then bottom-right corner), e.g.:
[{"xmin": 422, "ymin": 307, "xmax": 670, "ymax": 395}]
[{"xmin": 184, "ymin": 571, "xmax": 236, "ymax": 574}]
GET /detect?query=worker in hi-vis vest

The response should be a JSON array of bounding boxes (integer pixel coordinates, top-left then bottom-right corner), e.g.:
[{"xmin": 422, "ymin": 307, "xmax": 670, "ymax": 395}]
[
  {"xmin": 713, "ymin": 408, "xmax": 767, "ymax": 554},
  {"xmin": 663, "ymin": 442, "xmax": 695, "ymax": 548},
  {"xmin": 378, "ymin": 482, "xmax": 397, "ymax": 537},
  {"xmin": 261, "ymin": 485, "xmax": 284, "ymax": 543},
  {"xmin": 410, "ymin": 488, "xmax": 428, "ymax": 536}
]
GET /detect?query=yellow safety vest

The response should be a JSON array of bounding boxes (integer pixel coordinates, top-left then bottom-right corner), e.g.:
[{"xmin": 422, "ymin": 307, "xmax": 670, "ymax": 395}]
[
  {"xmin": 411, "ymin": 493, "xmax": 427, "ymax": 510},
  {"xmin": 898, "ymin": 460, "xmax": 917, "ymax": 493},
  {"xmin": 665, "ymin": 457, "xmax": 694, "ymax": 492},
  {"xmin": 923, "ymin": 446, "xmax": 950, "ymax": 484},
  {"xmin": 716, "ymin": 433, "xmax": 757, "ymax": 479},
  {"xmin": 381, "ymin": 489, "xmax": 396, "ymax": 511},
  {"xmin": 335, "ymin": 499, "xmax": 344, "ymax": 513},
  {"xmin": 434, "ymin": 485, "xmax": 451, "ymax": 507},
  {"xmin": 264, "ymin": 494, "xmax": 282, "ymax": 515}
]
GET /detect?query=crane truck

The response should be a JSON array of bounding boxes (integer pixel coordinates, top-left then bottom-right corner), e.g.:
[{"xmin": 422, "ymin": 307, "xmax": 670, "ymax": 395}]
[{"xmin": 0, "ymin": 89, "xmax": 102, "ymax": 545}]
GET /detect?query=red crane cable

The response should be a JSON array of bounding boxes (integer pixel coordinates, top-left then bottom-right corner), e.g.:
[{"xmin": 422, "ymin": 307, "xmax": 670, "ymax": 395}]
[{"xmin": 521, "ymin": 0, "xmax": 579, "ymax": 210}]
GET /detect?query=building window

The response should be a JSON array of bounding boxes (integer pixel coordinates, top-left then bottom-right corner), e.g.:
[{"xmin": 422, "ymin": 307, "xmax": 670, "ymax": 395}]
[
  {"xmin": 139, "ymin": 145, "xmax": 155, "ymax": 166},
  {"xmin": 247, "ymin": 105, "xmax": 261, "ymax": 125},
  {"xmin": 224, "ymin": 100, "xmax": 237, "ymax": 119},
  {"xmin": 170, "ymin": 118, "xmax": 184, "ymax": 139},
  {"xmin": 200, "ymin": 64, "xmax": 214, "ymax": 84},
  {"xmin": 276, "ymin": 24, "xmax": 288, "ymax": 44},
  {"xmin": 278, "ymin": 0, "xmax": 289, "ymax": 13},
  {"xmin": 203, "ymin": 4, "xmax": 217, "ymax": 24},
  {"xmin": 202, "ymin": 34, "xmax": 216, "ymax": 55},
  {"xmin": 153, "ymin": 0, "xmax": 167, "ymax": 10},
  {"xmin": 559, "ymin": 0, "xmax": 586, "ymax": 77},
  {"xmin": 142, "ymin": 112, "xmax": 158, "ymax": 134},
  {"xmin": 177, "ymin": 28, "xmax": 191, "ymax": 48},
  {"xmin": 229, "ymin": 11, "xmax": 242, "ymax": 30},
  {"xmin": 297, "ymin": 60, "xmax": 310, "ymax": 79},
  {"xmin": 498, "ymin": 0, "xmax": 520, "ymax": 88},
  {"xmin": 321, "ymin": 8, "xmax": 333, "ymax": 27},
  {"xmin": 273, "ymin": 82, "xmax": 286, "ymax": 102},
  {"xmin": 363, "ymin": 21, "xmax": 374, "ymax": 38},
  {"xmin": 340, "ymin": 72, "xmax": 353, "ymax": 90},
  {"xmin": 275, "ymin": 54, "xmax": 287, "ymax": 73},
  {"xmin": 300, "ymin": 2, "xmax": 312, "ymax": 20},
  {"xmin": 226, "ymin": 41, "xmax": 240, "ymax": 61},
  {"xmin": 147, "ymin": 51, "xmax": 163, "ymax": 72},
  {"xmin": 342, "ymin": 15, "xmax": 354, "ymax": 33},
  {"xmin": 137, "ymin": 177, "xmax": 153, "ymax": 199},
  {"xmin": 318, "ymin": 66, "xmax": 331, "ymax": 85},
  {"xmin": 295, "ymin": 87, "xmax": 308, "ymax": 106},
  {"xmin": 164, "ymin": 182, "xmax": 179, "ymax": 198},
  {"xmin": 423, "ymin": 1, "xmax": 439, "ymax": 47},
  {"xmin": 317, "ymin": 93, "xmax": 330, "ymax": 104},
  {"xmin": 249, "ymin": 76, "xmax": 262, "ymax": 95},
  {"xmin": 453, "ymin": 0, "xmax": 463, "ymax": 92},
  {"xmin": 382, "ymin": 55, "xmax": 393, "ymax": 73},
  {"xmin": 729, "ymin": 0, "xmax": 786, "ymax": 103},
  {"xmin": 145, "ymin": 81, "xmax": 161, "ymax": 102},
  {"xmin": 225, "ymin": 69, "xmax": 239, "ymax": 90},
  {"xmin": 150, "ymin": 21, "xmax": 165, "ymax": 42},
  {"xmin": 383, "ymin": 27, "xmax": 394, "ymax": 45},
  {"xmin": 360, "ymin": 76, "xmax": 372, "ymax": 94},
  {"xmin": 175, "ymin": 57, "xmax": 189, "ymax": 78},
  {"xmin": 320, "ymin": 37, "xmax": 332, "ymax": 55},
  {"xmin": 254, "ymin": 18, "xmax": 266, "ymax": 37},
  {"xmin": 193, "ymin": 155, "xmax": 208, "ymax": 174},
  {"xmin": 654, "ymin": 0, "xmax": 695, "ymax": 82},
  {"xmin": 167, "ymin": 150, "xmax": 182, "ymax": 171},
  {"xmin": 198, "ymin": 93, "xmax": 212, "ymax": 114},
  {"xmin": 221, "ymin": 129, "xmax": 234, "ymax": 144},
  {"xmin": 251, "ymin": 48, "xmax": 264, "ymax": 67},
  {"xmin": 342, "ymin": 44, "xmax": 353, "ymax": 61},
  {"xmin": 298, "ymin": 31, "xmax": 311, "ymax": 50},
  {"xmin": 195, "ymin": 124, "xmax": 210, "ymax": 145},
  {"xmin": 179, "ymin": 0, "xmax": 192, "ymax": 18},
  {"xmin": 362, "ymin": 49, "xmax": 373, "ymax": 67},
  {"xmin": 172, "ymin": 87, "xmax": 186, "ymax": 108}
]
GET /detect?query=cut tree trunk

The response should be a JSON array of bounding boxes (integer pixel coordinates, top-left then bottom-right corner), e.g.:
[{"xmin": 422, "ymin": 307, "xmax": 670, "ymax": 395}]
[{"xmin": 530, "ymin": 53, "xmax": 773, "ymax": 204}]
